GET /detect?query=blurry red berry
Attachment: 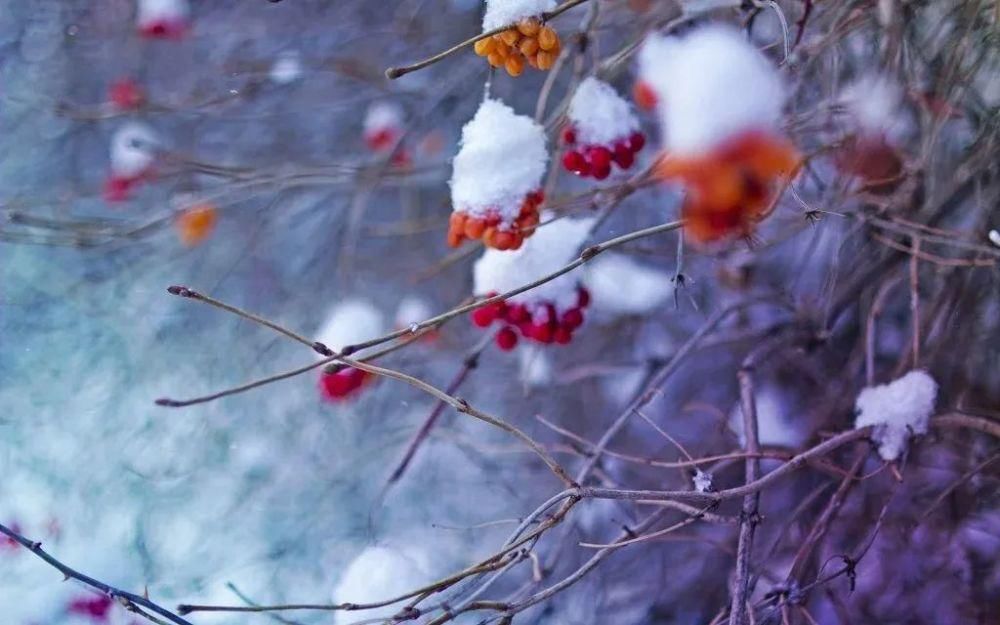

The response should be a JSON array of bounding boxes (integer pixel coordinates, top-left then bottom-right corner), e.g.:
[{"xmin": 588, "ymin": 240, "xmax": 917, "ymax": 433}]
[
  {"xmin": 560, "ymin": 308, "xmax": 584, "ymax": 330},
  {"xmin": 505, "ymin": 303, "xmax": 530, "ymax": 324},
  {"xmin": 562, "ymin": 126, "xmax": 577, "ymax": 144},
  {"xmin": 1, "ymin": 522, "xmax": 21, "ymax": 550},
  {"xmin": 109, "ymin": 78, "xmax": 144, "ymax": 110},
  {"xmin": 628, "ymin": 132, "xmax": 646, "ymax": 153},
  {"xmin": 612, "ymin": 142, "xmax": 635, "ymax": 169},
  {"xmin": 471, "ymin": 306, "xmax": 497, "ymax": 328},
  {"xmin": 553, "ymin": 327, "xmax": 572, "ymax": 344},
  {"xmin": 591, "ymin": 162, "xmax": 611, "ymax": 180},
  {"xmin": 577, "ymin": 287, "xmax": 591, "ymax": 308},
  {"xmin": 103, "ymin": 176, "xmax": 133, "ymax": 203},
  {"xmin": 320, "ymin": 371, "xmax": 353, "ymax": 400},
  {"xmin": 68, "ymin": 595, "xmax": 113, "ymax": 619},
  {"xmin": 346, "ymin": 367, "xmax": 368, "ymax": 389},
  {"xmin": 562, "ymin": 150, "xmax": 588, "ymax": 175},
  {"xmin": 586, "ymin": 146, "xmax": 612, "ymax": 170},
  {"xmin": 531, "ymin": 323, "xmax": 554, "ymax": 344},
  {"xmin": 495, "ymin": 327, "xmax": 518, "ymax": 351}
]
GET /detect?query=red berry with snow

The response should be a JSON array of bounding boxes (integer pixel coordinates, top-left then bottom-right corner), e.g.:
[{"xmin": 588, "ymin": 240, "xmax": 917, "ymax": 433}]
[
  {"xmin": 612, "ymin": 142, "xmax": 635, "ymax": 169},
  {"xmin": 68, "ymin": 595, "xmax": 113, "ymax": 619},
  {"xmin": 560, "ymin": 308, "xmax": 584, "ymax": 330},
  {"xmin": 103, "ymin": 176, "xmax": 134, "ymax": 203},
  {"xmin": 562, "ymin": 126, "xmax": 577, "ymax": 144},
  {"xmin": 495, "ymin": 327, "xmax": 518, "ymax": 351},
  {"xmin": 591, "ymin": 161, "xmax": 611, "ymax": 180},
  {"xmin": 586, "ymin": 146, "xmax": 612, "ymax": 171},
  {"xmin": 471, "ymin": 305, "xmax": 497, "ymax": 328},
  {"xmin": 562, "ymin": 150, "xmax": 588, "ymax": 176},
  {"xmin": 320, "ymin": 370, "xmax": 355, "ymax": 401},
  {"xmin": 628, "ymin": 131, "xmax": 646, "ymax": 153}
]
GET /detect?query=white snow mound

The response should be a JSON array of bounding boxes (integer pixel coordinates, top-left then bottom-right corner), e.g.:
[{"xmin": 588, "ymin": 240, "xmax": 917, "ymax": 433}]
[
  {"xmin": 638, "ymin": 25, "xmax": 785, "ymax": 155},
  {"xmin": 331, "ymin": 545, "xmax": 435, "ymax": 625},
  {"xmin": 584, "ymin": 254, "xmax": 672, "ymax": 319},
  {"xmin": 315, "ymin": 299, "xmax": 385, "ymax": 355},
  {"xmin": 568, "ymin": 77, "xmax": 640, "ymax": 146},
  {"xmin": 482, "ymin": 0, "xmax": 557, "ymax": 31},
  {"xmin": 451, "ymin": 98, "xmax": 548, "ymax": 223},
  {"xmin": 110, "ymin": 122, "xmax": 158, "ymax": 178},
  {"xmin": 854, "ymin": 370, "xmax": 938, "ymax": 461}
]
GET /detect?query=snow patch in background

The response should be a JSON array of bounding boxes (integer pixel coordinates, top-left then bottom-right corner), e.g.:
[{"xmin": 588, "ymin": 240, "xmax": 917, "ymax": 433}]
[{"xmin": 482, "ymin": 0, "xmax": 557, "ymax": 31}]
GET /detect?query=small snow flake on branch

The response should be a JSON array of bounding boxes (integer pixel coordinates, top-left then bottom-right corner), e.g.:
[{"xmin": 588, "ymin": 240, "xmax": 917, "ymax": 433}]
[
  {"xmin": 472, "ymin": 214, "xmax": 593, "ymax": 350},
  {"xmin": 475, "ymin": 0, "xmax": 561, "ymax": 75},
  {"xmin": 104, "ymin": 122, "xmax": 159, "ymax": 204},
  {"xmin": 854, "ymin": 370, "xmax": 938, "ymax": 461},
  {"xmin": 639, "ymin": 25, "xmax": 800, "ymax": 244},
  {"xmin": 448, "ymin": 98, "xmax": 548, "ymax": 251},
  {"xmin": 314, "ymin": 299, "xmax": 385, "ymax": 402},
  {"xmin": 562, "ymin": 77, "xmax": 645, "ymax": 180},
  {"xmin": 136, "ymin": 0, "xmax": 191, "ymax": 40}
]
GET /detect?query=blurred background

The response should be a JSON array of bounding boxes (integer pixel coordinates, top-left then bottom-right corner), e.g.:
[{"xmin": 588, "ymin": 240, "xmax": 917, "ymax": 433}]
[{"xmin": 1, "ymin": 1, "xmax": 999, "ymax": 625}]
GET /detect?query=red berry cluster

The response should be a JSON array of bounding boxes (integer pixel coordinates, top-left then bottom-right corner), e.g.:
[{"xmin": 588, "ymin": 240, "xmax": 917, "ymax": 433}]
[
  {"xmin": 319, "ymin": 367, "xmax": 372, "ymax": 402},
  {"xmin": 68, "ymin": 594, "xmax": 113, "ymax": 620},
  {"xmin": 471, "ymin": 287, "xmax": 590, "ymax": 352},
  {"xmin": 561, "ymin": 126, "xmax": 645, "ymax": 180}
]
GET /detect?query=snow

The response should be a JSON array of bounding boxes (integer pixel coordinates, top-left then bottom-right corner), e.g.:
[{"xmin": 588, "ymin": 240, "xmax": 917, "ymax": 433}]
[
  {"xmin": 730, "ymin": 386, "xmax": 807, "ymax": 449},
  {"xmin": 451, "ymin": 98, "xmax": 548, "ymax": 223},
  {"xmin": 473, "ymin": 213, "xmax": 594, "ymax": 311},
  {"xmin": 269, "ymin": 51, "xmax": 303, "ymax": 84},
  {"xmin": 363, "ymin": 101, "xmax": 404, "ymax": 135},
  {"xmin": 314, "ymin": 299, "xmax": 385, "ymax": 354},
  {"xmin": 855, "ymin": 370, "xmax": 938, "ymax": 461},
  {"xmin": 693, "ymin": 469, "xmax": 713, "ymax": 493},
  {"xmin": 331, "ymin": 545, "xmax": 436, "ymax": 625},
  {"xmin": 567, "ymin": 77, "xmax": 640, "ymax": 146},
  {"xmin": 519, "ymin": 344, "xmax": 553, "ymax": 387},
  {"xmin": 482, "ymin": 0, "xmax": 557, "ymax": 31},
  {"xmin": 137, "ymin": 0, "xmax": 189, "ymax": 25},
  {"xmin": 110, "ymin": 122, "xmax": 158, "ymax": 178},
  {"xmin": 841, "ymin": 75, "xmax": 902, "ymax": 134},
  {"xmin": 638, "ymin": 25, "xmax": 785, "ymax": 155},
  {"xmin": 989, "ymin": 229, "xmax": 1000, "ymax": 248},
  {"xmin": 584, "ymin": 254, "xmax": 672, "ymax": 319},
  {"xmin": 394, "ymin": 295, "xmax": 432, "ymax": 329}
]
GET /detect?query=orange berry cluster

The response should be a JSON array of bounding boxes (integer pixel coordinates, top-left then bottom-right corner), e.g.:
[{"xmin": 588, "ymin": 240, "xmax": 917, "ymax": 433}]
[
  {"xmin": 473, "ymin": 19, "xmax": 561, "ymax": 77},
  {"xmin": 448, "ymin": 190, "xmax": 544, "ymax": 251},
  {"xmin": 656, "ymin": 131, "xmax": 799, "ymax": 244}
]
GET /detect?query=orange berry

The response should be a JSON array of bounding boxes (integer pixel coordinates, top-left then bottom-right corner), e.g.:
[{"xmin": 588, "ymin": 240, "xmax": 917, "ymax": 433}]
[
  {"xmin": 548, "ymin": 38, "xmax": 561, "ymax": 57},
  {"xmin": 536, "ymin": 51, "xmax": 555, "ymax": 70},
  {"xmin": 487, "ymin": 52, "xmax": 505, "ymax": 67},
  {"xmin": 505, "ymin": 54, "xmax": 525, "ymax": 77},
  {"xmin": 526, "ymin": 54, "xmax": 539, "ymax": 69},
  {"xmin": 474, "ymin": 37, "xmax": 494, "ymax": 56},
  {"xmin": 517, "ymin": 19, "xmax": 540, "ymax": 37},
  {"xmin": 482, "ymin": 226, "xmax": 498, "ymax": 247},
  {"xmin": 449, "ymin": 211, "xmax": 467, "ymax": 232},
  {"xmin": 633, "ymin": 80, "xmax": 658, "ymax": 110},
  {"xmin": 509, "ymin": 232, "xmax": 524, "ymax": 250},
  {"xmin": 500, "ymin": 28, "xmax": 520, "ymax": 46},
  {"xmin": 537, "ymin": 26, "xmax": 558, "ymax": 51},
  {"xmin": 447, "ymin": 229, "xmax": 464, "ymax": 248},
  {"xmin": 493, "ymin": 230, "xmax": 515, "ymax": 250},
  {"xmin": 464, "ymin": 217, "xmax": 486, "ymax": 239},
  {"xmin": 519, "ymin": 37, "xmax": 539, "ymax": 57},
  {"xmin": 176, "ymin": 203, "xmax": 217, "ymax": 246}
]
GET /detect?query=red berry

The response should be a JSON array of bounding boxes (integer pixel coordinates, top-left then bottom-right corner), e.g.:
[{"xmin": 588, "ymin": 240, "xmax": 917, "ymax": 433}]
[
  {"xmin": 530, "ymin": 323, "xmax": 554, "ymax": 344},
  {"xmin": 577, "ymin": 287, "xmax": 591, "ymax": 308},
  {"xmin": 591, "ymin": 162, "xmax": 611, "ymax": 180},
  {"xmin": 560, "ymin": 308, "xmax": 584, "ymax": 330},
  {"xmin": 562, "ymin": 126, "xmax": 577, "ymax": 144},
  {"xmin": 628, "ymin": 132, "xmax": 646, "ymax": 153},
  {"xmin": 613, "ymin": 142, "xmax": 635, "ymax": 169},
  {"xmin": 562, "ymin": 150, "xmax": 588, "ymax": 175},
  {"xmin": 517, "ymin": 321, "xmax": 534, "ymax": 337},
  {"xmin": 471, "ymin": 306, "xmax": 497, "ymax": 328},
  {"xmin": 320, "ymin": 371, "xmax": 353, "ymax": 400},
  {"xmin": 586, "ymin": 146, "xmax": 612, "ymax": 170},
  {"xmin": 109, "ymin": 78, "xmax": 144, "ymax": 110},
  {"xmin": 553, "ymin": 326, "xmax": 572, "ymax": 344},
  {"xmin": 346, "ymin": 367, "xmax": 368, "ymax": 389},
  {"xmin": 505, "ymin": 303, "xmax": 530, "ymax": 324},
  {"xmin": 103, "ymin": 176, "xmax": 133, "ymax": 203},
  {"xmin": 68, "ymin": 595, "xmax": 113, "ymax": 619},
  {"xmin": 495, "ymin": 327, "xmax": 518, "ymax": 351}
]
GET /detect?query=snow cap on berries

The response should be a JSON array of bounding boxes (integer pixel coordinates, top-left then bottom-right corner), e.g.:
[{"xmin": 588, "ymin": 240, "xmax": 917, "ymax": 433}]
[
  {"xmin": 473, "ymin": 213, "xmax": 593, "ymax": 311},
  {"xmin": 110, "ymin": 122, "xmax": 158, "ymax": 178},
  {"xmin": 840, "ymin": 74, "xmax": 902, "ymax": 135},
  {"xmin": 567, "ymin": 77, "xmax": 640, "ymax": 146},
  {"xmin": 639, "ymin": 25, "xmax": 785, "ymax": 155},
  {"xmin": 137, "ymin": 0, "xmax": 190, "ymax": 34},
  {"xmin": 855, "ymin": 370, "xmax": 937, "ymax": 461},
  {"xmin": 451, "ymin": 98, "xmax": 548, "ymax": 224},
  {"xmin": 482, "ymin": 0, "xmax": 557, "ymax": 31},
  {"xmin": 584, "ymin": 254, "xmax": 673, "ymax": 319},
  {"xmin": 315, "ymin": 299, "xmax": 385, "ymax": 355}
]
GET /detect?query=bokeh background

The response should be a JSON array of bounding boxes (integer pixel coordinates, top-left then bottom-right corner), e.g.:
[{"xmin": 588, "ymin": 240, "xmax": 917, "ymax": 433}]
[{"xmin": 2, "ymin": 2, "xmax": 999, "ymax": 625}]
